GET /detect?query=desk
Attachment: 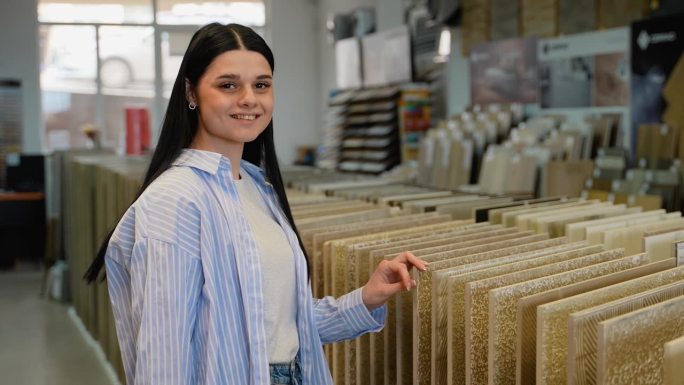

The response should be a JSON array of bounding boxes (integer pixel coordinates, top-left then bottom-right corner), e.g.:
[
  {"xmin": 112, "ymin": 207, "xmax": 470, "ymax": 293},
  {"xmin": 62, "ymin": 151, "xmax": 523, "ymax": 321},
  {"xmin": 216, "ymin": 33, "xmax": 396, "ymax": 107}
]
[{"xmin": 0, "ymin": 192, "xmax": 46, "ymax": 269}]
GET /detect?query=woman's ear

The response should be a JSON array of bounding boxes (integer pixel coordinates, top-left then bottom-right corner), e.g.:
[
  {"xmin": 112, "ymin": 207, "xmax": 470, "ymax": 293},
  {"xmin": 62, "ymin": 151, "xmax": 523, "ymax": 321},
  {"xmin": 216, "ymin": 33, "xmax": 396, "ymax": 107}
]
[{"xmin": 185, "ymin": 79, "xmax": 197, "ymax": 105}]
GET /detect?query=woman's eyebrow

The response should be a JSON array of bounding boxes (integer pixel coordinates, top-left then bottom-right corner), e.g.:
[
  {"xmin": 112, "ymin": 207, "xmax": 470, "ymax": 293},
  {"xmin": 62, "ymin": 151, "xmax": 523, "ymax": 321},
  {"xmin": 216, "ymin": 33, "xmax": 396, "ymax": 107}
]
[{"xmin": 215, "ymin": 74, "xmax": 272, "ymax": 80}]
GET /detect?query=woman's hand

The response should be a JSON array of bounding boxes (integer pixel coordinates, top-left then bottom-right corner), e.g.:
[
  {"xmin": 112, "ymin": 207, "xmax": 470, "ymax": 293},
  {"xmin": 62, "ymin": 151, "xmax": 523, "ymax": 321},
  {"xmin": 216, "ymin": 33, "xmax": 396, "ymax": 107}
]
[{"xmin": 361, "ymin": 251, "xmax": 428, "ymax": 311}]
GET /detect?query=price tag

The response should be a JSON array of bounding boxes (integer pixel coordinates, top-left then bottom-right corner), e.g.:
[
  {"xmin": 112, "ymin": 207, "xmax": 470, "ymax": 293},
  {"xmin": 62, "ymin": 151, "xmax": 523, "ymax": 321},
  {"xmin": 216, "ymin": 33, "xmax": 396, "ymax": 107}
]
[{"xmin": 674, "ymin": 241, "xmax": 684, "ymax": 267}]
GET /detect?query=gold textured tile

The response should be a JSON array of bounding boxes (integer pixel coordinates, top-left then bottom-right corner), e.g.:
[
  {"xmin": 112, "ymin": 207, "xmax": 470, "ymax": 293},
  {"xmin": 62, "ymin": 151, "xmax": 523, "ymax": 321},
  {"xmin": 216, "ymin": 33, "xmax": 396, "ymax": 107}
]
[
  {"xmin": 464, "ymin": 249, "xmax": 627, "ymax": 385},
  {"xmin": 597, "ymin": 295, "xmax": 684, "ymax": 385},
  {"xmin": 410, "ymin": 230, "xmax": 544, "ymax": 385},
  {"xmin": 362, "ymin": 223, "xmax": 496, "ymax": 381},
  {"xmin": 664, "ymin": 335, "xmax": 684, "ymax": 385},
  {"xmin": 404, "ymin": 232, "xmax": 547, "ymax": 383},
  {"xmin": 488, "ymin": 253, "xmax": 648, "ymax": 385},
  {"xmin": 522, "ymin": 259, "xmax": 673, "ymax": 385},
  {"xmin": 565, "ymin": 265, "xmax": 684, "ymax": 385},
  {"xmin": 316, "ymin": 214, "xmax": 451, "ymax": 296},
  {"xmin": 354, "ymin": 224, "xmax": 503, "ymax": 385},
  {"xmin": 327, "ymin": 220, "xmax": 475, "ymax": 385},
  {"xmin": 439, "ymin": 242, "xmax": 602, "ymax": 385}
]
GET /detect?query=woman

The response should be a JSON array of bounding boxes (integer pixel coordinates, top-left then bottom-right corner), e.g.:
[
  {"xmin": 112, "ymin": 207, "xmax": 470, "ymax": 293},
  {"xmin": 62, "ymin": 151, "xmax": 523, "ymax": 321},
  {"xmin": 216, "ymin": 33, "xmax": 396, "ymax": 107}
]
[{"xmin": 85, "ymin": 23, "xmax": 426, "ymax": 385}]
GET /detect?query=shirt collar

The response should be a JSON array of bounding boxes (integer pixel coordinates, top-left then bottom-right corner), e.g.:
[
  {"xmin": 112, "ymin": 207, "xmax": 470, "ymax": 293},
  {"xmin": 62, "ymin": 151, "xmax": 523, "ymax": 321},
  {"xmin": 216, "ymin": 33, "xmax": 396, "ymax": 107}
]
[{"xmin": 173, "ymin": 148, "xmax": 270, "ymax": 186}]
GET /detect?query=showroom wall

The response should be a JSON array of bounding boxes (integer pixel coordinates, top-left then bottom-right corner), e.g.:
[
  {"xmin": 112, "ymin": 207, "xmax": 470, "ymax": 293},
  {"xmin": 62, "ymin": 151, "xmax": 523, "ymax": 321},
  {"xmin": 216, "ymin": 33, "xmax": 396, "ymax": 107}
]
[
  {"xmin": 268, "ymin": 0, "xmax": 320, "ymax": 165},
  {"xmin": 0, "ymin": 0, "xmax": 42, "ymax": 153}
]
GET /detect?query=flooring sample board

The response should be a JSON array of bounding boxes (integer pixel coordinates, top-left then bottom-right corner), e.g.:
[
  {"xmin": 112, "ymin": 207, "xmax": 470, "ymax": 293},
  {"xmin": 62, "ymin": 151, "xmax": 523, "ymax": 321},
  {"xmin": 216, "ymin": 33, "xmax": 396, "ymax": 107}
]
[
  {"xmin": 597, "ymin": 295, "xmax": 684, "ymax": 385},
  {"xmin": 440, "ymin": 243, "xmax": 604, "ymax": 385},
  {"xmin": 353, "ymin": 225, "xmax": 510, "ymax": 385},
  {"xmin": 461, "ymin": 0, "xmax": 490, "ymax": 55},
  {"xmin": 521, "ymin": 202, "xmax": 615, "ymax": 233},
  {"xmin": 312, "ymin": 213, "xmax": 451, "ymax": 296},
  {"xmin": 473, "ymin": 197, "xmax": 564, "ymax": 223},
  {"xmin": 602, "ymin": 217, "xmax": 684, "ymax": 255},
  {"xmin": 397, "ymin": 236, "xmax": 568, "ymax": 385},
  {"xmin": 513, "ymin": 202, "xmax": 606, "ymax": 230},
  {"xmin": 559, "ymin": 0, "xmax": 595, "ymax": 34},
  {"xmin": 490, "ymin": 0, "xmax": 518, "ymax": 40},
  {"xmin": 557, "ymin": 262, "xmax": 684, "ymax": 385},
  {"xmin": 532, "ymin": 205, "xmax": 628, "ymax": 236},
  {"xmin": 377, "ymin": 191, "xmax": 454, "ymax": 206},
  {"xmin": 403, "ymin": 232, "xmax": 547, "ymax": 385},
  {"xmin": 411, "ymin": 232, "xmax": 558, "ymax": 385},
  {"xmin": 644, "ymin": 228, "xmax": 684, "ymax": 262},
  {"xmin": 324, "ymin": 220, "xmax": 474, "ymax": 385},
  {"xmin": 296, "ymin": 207, "xmax": 394, "ymax": 230},
  {"xmin": 464, "ymin": 249, "xmax": 626, "ymax": 385},
  {"xmin": 585, "ymin": 212, "xmax": 681, "ymax": 245},
  {"xmin": 521, "ymin": 0, "xmax": 558, "ymax": 38},
  {"xmin": 500, "ymin": 200, "xmax": 592, "ymax": 227},
  {"xmin": 542, "ymin": 160, "xmax": 594, "ymax": 198},
  {"xmin": 436, "ymin": 197, "xmax": 514, "ymax": 220},
  {"xmin": 527, "ymin": 259, "xmax": 674, "ymax": 385},
  {"xmin": 663, "ymin": 335, "xmax": 684, "ymax": 385},
  {"xmin": 404, "ymin": 195, "xmax": 483, "ymax": 213},
  {"xmin": 599, "ymin": 0, "xmax": 646, "ymax": 28},
  {"xmin": 565, "ymin": 208, "xmax": 653, "ymax": 242},
  {"xmin": 488, "ymin": 198, "xmax": 575, "ymax": 224},
  {"xmin": 487, "ymin": 253, "xmax": 648, "ymax": 385}
]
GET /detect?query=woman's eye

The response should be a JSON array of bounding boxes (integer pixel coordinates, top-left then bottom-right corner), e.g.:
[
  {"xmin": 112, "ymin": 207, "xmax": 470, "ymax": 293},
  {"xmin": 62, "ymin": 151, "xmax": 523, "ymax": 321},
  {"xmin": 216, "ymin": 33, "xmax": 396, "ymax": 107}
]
[
  {"xmin": 255, "ymin": 82, "xmax": 271, "ymax": 89},
  {"xmin": 220, "ymin": 83, "xmax": 237, "ymax": 89}
]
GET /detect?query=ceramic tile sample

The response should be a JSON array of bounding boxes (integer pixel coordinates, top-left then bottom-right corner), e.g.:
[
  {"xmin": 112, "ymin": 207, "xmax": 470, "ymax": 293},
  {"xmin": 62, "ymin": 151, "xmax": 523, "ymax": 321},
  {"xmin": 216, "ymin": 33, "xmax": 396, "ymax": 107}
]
[
  {"xmin": 643, "ymin": 228, "xmax": 684, "ymax": 262},
  {"xmin": 564, "ymin": 209, "xmax": 651, "ymax": 242},
  {"xmin": 490, "ymin": 0, "xmax": 518, "ymax": 40},
  {"xmin": 439, "ymin": 243, "xmax": 602, "ymax": 385},
  {"xmin": 411, "ymin": 231, "xmax": 546, "ymax": 385},
  {"xmin": 464, "ymin": 249, "xmax": 626, "ymax": 385},
  {"xmin": 599, "ymin": 0, "xmax": 645, "ymax": 28},
  {"xmin": 559, "ymin": 0, "xmax": 595, "ymax": 34},
  {"xmin": 488, "ymin": 253, "xmax": 647, "ymax": 385},
  {"xmin": 521, "ymin": 0, "xmax": 557, "ymax": 37},
  {"xmin": 526, "ymin": 259, "xmax": 672, "ymax": 385},
  {"xmin": 601, "ymin": 217, "xmax": 684, "ymax": 255},
  {"xmin": 431, "ymin": 237, "xmax": 572, "ymax": 385},
  {"xmin": 500, "ymin": 200, "xmax": 587, "ymax": 227},
  {"xmin": 353, "ymin": 224, "xmax": 500, "ymax": 385},
  {"xmin": 597, "ymin": 295, "xmax": 684, "ymax": 385},
  {"xmin": 565, "ymin": 265, "xmax": 684, "ymax": 385},
  {"xmin": 584, "ymin": 212, "xmax": 677, "ymax": 245},
  {"xmin": 487, "ymin": 199, "xmax": 574, "ymax": 224},
  {"xmin": 663, "ymin": 335, "xmax": 684, "ymax": 385}
]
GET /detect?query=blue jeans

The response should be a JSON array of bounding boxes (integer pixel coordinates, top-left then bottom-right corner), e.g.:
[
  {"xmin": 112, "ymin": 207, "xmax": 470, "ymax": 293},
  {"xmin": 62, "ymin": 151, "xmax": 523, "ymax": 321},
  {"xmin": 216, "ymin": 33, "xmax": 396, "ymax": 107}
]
[{"xmin": 269, "ymin": 356, "xmax": 301, "ymax": 385}]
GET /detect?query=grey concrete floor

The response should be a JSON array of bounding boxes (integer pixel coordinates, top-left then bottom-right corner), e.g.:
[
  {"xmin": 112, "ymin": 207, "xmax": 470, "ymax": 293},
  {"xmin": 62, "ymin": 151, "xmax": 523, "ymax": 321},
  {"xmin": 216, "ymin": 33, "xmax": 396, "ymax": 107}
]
[{"xmin": 0, "ymin": 270, "xmax": 115, "ymax": 385}]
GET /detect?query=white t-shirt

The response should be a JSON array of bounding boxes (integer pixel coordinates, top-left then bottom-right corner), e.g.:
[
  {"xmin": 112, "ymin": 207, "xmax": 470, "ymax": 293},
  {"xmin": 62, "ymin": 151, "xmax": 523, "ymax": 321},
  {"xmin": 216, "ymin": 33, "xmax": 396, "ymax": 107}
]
[{"xmin": 234, "ymin": 170, "xmax": 299, "ymax": 364}]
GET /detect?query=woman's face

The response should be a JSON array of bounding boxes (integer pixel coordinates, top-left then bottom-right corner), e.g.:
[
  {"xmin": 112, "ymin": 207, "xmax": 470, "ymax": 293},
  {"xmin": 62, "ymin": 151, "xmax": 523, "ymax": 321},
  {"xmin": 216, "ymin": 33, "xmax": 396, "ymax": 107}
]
[{"xmin": 189, "ymin": 49, "xmax": 273, "ymax": 155}]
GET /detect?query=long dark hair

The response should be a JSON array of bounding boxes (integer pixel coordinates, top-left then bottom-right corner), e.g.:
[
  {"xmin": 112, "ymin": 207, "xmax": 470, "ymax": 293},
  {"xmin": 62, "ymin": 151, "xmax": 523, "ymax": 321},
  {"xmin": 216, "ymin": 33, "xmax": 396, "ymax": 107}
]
[{"xmin": 85, "ymin": 23, "xmax": 309, "ymax": 283}]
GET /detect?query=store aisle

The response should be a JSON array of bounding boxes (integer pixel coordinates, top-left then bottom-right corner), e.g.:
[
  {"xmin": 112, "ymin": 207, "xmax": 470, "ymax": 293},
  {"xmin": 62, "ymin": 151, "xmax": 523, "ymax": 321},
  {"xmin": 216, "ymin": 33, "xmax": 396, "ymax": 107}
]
[{"xmin": 0, "ymin": 271, "xmax": 116, "ymax": 385}]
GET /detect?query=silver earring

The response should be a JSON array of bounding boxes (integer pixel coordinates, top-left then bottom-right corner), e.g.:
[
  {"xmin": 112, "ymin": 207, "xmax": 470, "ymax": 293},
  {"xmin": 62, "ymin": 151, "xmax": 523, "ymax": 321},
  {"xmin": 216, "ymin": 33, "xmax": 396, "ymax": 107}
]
[{"xmin": 189, "ymin": 102, "xmax": 197, "ymax": 110}]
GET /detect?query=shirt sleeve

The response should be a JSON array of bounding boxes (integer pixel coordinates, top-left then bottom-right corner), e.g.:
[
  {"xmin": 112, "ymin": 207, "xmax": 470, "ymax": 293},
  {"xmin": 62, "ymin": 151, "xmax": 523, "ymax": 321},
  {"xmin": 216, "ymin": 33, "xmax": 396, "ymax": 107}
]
[
  {"xmin": 312, "ymin": 287, "xmax": 386, "ymax": 344},
  {"xmin": 106, "ymin": 238, "xmax": 203, "ymax": 385}
]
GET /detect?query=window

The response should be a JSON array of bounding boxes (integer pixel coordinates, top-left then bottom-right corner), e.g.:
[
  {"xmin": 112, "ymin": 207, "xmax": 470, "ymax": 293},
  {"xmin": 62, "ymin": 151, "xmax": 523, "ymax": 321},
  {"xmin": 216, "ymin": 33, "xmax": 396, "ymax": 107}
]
[{"xmin": 38, "ymin": 0, "xmax": 266, "ymax": 151}]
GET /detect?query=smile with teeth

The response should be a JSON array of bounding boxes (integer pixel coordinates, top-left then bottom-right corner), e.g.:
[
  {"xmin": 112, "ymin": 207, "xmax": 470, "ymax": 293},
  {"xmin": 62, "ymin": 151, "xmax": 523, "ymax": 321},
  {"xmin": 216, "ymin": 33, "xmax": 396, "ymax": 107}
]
[{"xmin": 231, "ymin": 114, "xmax": 259, "ymax": 121}]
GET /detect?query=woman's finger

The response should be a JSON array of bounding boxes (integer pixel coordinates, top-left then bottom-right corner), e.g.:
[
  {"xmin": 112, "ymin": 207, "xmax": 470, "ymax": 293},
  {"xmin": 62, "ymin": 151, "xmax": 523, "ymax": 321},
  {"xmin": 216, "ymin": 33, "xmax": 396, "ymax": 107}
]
[
  {"xmin": 394, "ymin": 251, "xmax": 428, "ymax": 272},
  {"xmin": 386, "ymin": 260, "xmax": 413, "ymax": 291}
]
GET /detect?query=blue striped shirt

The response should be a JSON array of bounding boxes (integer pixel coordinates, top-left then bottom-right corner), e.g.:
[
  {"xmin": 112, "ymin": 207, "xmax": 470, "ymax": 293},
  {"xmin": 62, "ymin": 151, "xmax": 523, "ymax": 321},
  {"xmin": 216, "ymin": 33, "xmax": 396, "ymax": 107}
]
[{"xmin": 105, "ymin": 149, "xmax": 386, "ymax": 385}]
